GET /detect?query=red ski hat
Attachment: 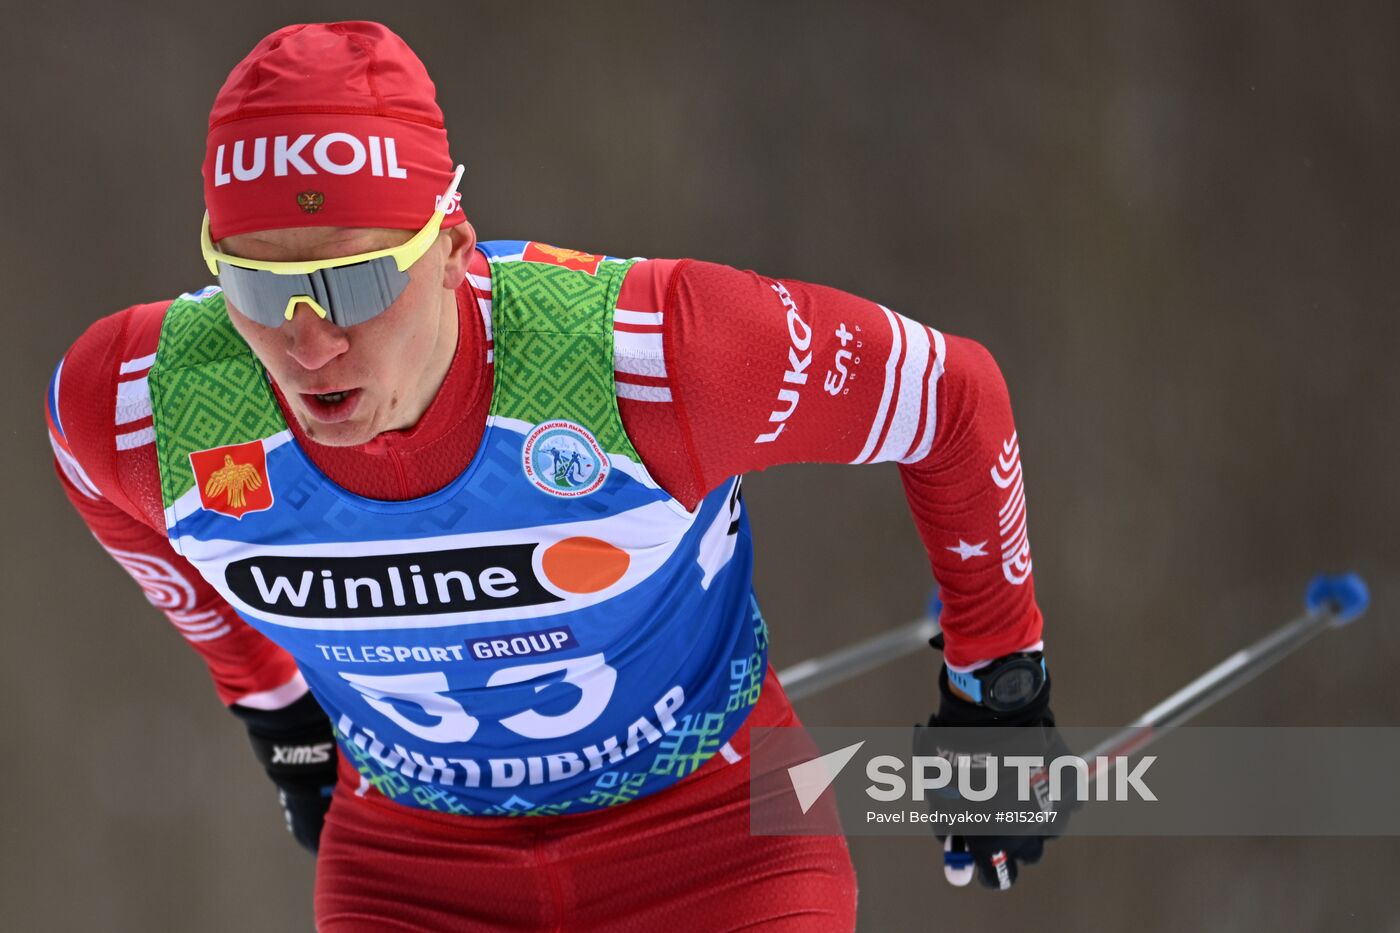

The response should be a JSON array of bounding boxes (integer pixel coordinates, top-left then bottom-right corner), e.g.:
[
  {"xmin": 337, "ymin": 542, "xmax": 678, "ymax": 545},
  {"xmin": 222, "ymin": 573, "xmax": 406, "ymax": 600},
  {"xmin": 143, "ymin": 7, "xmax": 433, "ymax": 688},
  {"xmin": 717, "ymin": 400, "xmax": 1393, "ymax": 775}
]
[{"xmin": 203, "ymin": 21, "xmax": 465, "ymax": 241}]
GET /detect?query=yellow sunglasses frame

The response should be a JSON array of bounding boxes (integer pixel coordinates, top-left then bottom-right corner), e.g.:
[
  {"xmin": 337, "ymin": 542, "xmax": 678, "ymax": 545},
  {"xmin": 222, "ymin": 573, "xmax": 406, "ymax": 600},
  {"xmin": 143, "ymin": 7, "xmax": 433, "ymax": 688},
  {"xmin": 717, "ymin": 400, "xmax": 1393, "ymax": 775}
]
[{"xmin": 199, "ymin": 164, "xmax": 466, "ymax": 321}]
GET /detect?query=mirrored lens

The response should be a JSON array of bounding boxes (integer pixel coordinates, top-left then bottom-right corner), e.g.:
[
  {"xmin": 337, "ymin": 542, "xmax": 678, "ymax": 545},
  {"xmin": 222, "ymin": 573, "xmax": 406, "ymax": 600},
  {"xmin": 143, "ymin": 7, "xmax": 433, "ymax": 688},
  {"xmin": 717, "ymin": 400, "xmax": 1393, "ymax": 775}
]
[
  {"xmin": 216, "ymin": 258, "xmax": 410, "ymax": 328},
  {"xmin": 319, "ymin": 258, "xmax": 412, "ymax": 327}
]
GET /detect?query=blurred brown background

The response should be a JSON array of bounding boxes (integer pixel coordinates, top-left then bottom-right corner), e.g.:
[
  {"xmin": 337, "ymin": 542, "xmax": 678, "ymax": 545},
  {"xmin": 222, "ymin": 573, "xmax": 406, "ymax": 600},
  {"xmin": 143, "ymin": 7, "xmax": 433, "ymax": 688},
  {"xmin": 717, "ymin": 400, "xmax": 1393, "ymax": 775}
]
[{"xmin": 3, "ymin": 1, "xmax": 1398, "ymax": 930}]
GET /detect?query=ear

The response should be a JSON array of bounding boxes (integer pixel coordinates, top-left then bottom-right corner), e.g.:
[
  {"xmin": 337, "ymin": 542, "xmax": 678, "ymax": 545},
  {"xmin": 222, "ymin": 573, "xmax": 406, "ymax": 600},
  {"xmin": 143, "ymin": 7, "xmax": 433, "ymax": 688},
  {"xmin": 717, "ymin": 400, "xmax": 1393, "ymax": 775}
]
[{"xmin": 440, "ymin": 220, "xmax": 478, "ymax": 289}]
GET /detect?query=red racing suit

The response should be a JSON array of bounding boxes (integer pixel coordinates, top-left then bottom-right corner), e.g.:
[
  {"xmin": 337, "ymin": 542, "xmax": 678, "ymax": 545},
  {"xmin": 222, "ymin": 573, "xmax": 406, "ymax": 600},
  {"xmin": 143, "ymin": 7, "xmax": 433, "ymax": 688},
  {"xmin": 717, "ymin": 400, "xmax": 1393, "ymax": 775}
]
[{"xmin": 45, "ymin": 248, "xmax": 1046, "ymax": 931}]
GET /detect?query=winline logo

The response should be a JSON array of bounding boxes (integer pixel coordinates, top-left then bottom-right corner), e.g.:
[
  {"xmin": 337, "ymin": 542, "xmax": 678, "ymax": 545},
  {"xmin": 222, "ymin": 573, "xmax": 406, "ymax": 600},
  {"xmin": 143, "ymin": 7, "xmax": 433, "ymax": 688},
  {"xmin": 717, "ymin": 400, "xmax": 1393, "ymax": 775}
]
[
  {"xmin": 226, "ymin": 544, "xmax": 560, "ymax": 619},
  {"xmin": 225, "ymin": 537, "xmax": 635, "ymax": 620}
]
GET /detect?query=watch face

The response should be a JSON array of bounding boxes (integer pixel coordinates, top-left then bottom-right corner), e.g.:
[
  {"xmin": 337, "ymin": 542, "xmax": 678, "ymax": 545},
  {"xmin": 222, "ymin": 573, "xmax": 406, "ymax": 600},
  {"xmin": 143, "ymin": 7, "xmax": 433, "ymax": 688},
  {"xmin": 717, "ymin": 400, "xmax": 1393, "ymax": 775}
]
[{"xmin": 987, "ymin": 661, "xmax": 1043, "ymax": 710}]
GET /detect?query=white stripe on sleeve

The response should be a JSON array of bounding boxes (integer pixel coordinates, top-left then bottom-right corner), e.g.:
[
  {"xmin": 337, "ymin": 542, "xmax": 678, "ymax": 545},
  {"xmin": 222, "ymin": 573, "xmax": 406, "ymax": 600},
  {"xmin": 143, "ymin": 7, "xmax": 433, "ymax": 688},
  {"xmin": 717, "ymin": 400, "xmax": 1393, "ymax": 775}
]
[
  {"xmin": 118, "ymin": 352, "xmax": 157, "ymax": 375},
  {"xmin": 869, "ymin": 320, "xmax": 933, "ymax": 464},
  {"xmin": 115, "ymin": 376, "xmax": 152, "ymax": 425},
  {"xmin": 900, "ymin": 328, "xmax": 946, "ymax": 464},
  {"xmin": 615, "ymin": 382, "xmax": 673, "ymax": 402},
  {"xmin": 49, "ymin": 432, "xmax": 101, "ymax": 499},
  {"xmin": 614, "ymin": 309, "xmax": 663, "ymax": 328},
  {"xmin": 234, "ymin": 671, "xmax": 311, "ymax": 711},
  {"xmin": 614, "ymin": 329, "xmax": 665, "ymax": 359},
  {"xmin": 851, "ymin": 305, "xmax": 904, "ymax": 464},
  {"xmin": 115, "ymin": 426, "xmax": 156, "ymax": 450},
  {"xmin": 615, "ymin": 354, "xmax": 667, "ymax": 378}
]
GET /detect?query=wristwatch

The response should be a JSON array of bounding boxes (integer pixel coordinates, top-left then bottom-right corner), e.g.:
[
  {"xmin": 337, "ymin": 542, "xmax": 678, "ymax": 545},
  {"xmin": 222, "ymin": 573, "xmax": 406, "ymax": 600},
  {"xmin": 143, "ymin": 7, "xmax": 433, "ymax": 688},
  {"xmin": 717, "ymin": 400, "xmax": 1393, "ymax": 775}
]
[{"xmin": 946, "ymin": 652, "xmax": 1047, "ymax": 713}]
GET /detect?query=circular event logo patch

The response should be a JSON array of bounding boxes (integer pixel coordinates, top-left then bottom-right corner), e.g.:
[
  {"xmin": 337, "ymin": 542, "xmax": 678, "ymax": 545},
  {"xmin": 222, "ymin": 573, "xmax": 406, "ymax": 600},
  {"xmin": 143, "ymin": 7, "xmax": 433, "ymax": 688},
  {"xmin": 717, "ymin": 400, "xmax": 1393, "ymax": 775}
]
[{"xmin": 522, "ymin": 420, "xmax": 611, "ymax": 498}]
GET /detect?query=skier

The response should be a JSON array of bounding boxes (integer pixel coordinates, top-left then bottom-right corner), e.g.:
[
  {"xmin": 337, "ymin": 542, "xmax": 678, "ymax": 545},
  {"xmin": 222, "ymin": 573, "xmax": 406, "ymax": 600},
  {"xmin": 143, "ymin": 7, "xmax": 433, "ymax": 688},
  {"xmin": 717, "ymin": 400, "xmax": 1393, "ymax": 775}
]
[{"xmin": 45, "ymin": 21, "xmax": 1062, "ymax": 930}]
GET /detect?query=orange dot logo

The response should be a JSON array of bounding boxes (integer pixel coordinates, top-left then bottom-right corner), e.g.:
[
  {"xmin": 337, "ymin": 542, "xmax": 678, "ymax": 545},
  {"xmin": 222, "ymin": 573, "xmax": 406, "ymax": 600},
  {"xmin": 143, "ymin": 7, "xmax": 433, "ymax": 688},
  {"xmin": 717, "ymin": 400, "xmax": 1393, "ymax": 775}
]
[{"xmin": 540, "ymin": 537, "xmax": 630, "ymax": 594}]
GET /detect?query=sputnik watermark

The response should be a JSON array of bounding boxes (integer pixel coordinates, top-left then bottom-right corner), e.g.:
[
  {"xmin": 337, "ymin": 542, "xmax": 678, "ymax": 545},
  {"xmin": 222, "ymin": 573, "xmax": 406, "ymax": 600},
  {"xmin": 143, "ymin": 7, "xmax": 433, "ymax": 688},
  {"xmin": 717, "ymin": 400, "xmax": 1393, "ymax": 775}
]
[
  {"xmin": 865, "ymin": 753, "xmax": 1157, "ymax": 803},
  {"xmin": 752, "ymin": 726, "xmax": 1400, "ymax": 836},
  {"xmin": 785, "ymin": 741, "xmax": 1155, "ymax": 815}
]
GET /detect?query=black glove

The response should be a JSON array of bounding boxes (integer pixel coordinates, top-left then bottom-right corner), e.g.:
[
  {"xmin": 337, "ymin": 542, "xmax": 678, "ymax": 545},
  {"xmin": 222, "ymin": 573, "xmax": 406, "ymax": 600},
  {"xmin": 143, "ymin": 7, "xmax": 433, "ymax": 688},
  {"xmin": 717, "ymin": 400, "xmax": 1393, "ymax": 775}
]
[
  {"xmin": 229, "ymin": 693, "xmax": 338, "ymax": 855},
  {"xmin": 913, "ymin": 651, "xmax": 1071, "ymax": 891}
]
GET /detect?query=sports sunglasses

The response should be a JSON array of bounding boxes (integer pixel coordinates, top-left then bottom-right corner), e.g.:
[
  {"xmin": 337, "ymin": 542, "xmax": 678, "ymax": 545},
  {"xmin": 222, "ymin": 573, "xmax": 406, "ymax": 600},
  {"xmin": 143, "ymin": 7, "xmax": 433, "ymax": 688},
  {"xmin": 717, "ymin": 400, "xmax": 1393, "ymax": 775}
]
[{"xmin": 200, "ymin": 164, "xmax": 465, "ymax": 328}]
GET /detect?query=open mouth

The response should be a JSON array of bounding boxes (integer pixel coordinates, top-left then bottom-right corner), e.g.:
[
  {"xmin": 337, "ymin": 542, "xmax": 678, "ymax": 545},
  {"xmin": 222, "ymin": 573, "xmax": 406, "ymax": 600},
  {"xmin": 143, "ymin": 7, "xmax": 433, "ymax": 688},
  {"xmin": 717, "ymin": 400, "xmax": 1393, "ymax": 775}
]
[{"xmin": 300, "ymin": 387, "xmax": 363, "ymax": 423}]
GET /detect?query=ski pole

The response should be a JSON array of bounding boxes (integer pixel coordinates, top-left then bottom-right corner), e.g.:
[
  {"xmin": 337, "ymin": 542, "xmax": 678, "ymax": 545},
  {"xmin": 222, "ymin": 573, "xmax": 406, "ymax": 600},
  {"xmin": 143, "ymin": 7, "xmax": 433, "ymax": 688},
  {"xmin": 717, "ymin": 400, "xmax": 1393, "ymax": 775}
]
[
  {"xmin": 777, "ymin": 574, "xmax": 1368, "ymax": 724},
  {"xmin": 1077, "ymin": 572, "xmax": 1371, "ymax": 776},
  {"xmin": 773, "ymin": 574, "xmax": 1371, "ymax": 886},
  {"xmin": 777, "ymin": 614, "xmax": 941, "ymax": 702},
  {"xmin": 943, "ymin": 572, "xmax": 1371, "ymax": 887}
]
